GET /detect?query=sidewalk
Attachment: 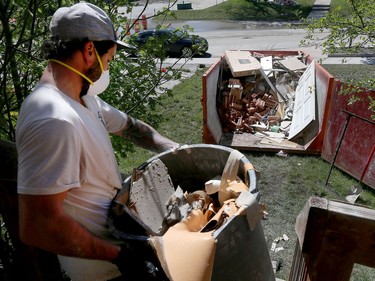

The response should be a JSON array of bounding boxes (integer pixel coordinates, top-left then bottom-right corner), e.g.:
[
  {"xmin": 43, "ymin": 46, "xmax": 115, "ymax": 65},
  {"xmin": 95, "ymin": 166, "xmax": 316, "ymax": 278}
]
[{"xmin": 308, "ymin": 0, "xmax": 331, "ymax": 19}]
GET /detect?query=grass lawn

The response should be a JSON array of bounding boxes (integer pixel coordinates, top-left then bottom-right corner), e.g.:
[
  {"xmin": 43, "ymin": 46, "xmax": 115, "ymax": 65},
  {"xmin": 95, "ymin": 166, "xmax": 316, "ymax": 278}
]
[
  {"xmin": 152, "ymin": 0, "xmax": 354, "ymax": 22},
  {"xmin": 163, "ymin": 0, "xmax": 315, "ymax": 21}
]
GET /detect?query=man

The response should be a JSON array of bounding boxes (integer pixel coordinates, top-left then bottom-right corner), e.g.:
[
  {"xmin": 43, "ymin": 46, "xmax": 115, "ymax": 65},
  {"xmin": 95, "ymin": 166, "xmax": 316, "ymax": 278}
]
[{"xmin": 16, "ymin": 2, "xmax": 178, "ymax": 281}]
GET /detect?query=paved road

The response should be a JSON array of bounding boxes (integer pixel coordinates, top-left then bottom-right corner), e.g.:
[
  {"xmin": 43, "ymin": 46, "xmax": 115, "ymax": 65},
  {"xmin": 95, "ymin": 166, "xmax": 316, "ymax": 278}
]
[
  {"xmin": 119, "ymin": 0, "xmax": 373, "ymax": 67},
  {"xmin": 161, "ymin": 22, "xmax": 373, "ymax": 68},
  {"xmin": 121, "ymin": 0, "xmax": 372, "ymax": 90}
]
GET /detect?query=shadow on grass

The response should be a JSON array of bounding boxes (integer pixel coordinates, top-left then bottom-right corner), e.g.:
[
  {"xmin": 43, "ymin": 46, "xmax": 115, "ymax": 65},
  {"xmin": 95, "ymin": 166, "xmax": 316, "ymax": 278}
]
[
  {"xmin": 173, "ymin": 0, "xmax": 313, "ymax": 21},
  {"xmin": 229, "ymin": 0, "xmax": 313, "ymax": 21}
]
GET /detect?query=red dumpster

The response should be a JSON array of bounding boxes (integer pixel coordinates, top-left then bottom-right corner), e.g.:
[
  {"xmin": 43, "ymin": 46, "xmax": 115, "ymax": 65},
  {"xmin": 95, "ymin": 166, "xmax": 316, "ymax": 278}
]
[{"xmin": 202, "ymin": 50, "xmax": 375, "ymax": 189}]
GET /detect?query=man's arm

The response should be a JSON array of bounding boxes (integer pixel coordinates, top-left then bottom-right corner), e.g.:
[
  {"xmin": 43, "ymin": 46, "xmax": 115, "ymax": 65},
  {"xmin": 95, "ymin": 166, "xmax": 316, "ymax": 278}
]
[
  {"xmin": 18, "ymin": 192, "xmax": 120, "ymax": 261},
  {"xmin": 114, "ymin": 116, "xmax": 179, "ymax": 153}
]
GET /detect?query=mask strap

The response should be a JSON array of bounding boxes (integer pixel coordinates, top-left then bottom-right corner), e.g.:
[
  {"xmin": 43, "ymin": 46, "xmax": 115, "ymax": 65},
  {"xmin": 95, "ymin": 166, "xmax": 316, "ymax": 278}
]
[
  {"xmin": 94, "ymin": 48, "xmax": 104, "ymax": 74},
  {"xmin": 49, "ymin": 59, "xmax": 94, "ymax": 85}
]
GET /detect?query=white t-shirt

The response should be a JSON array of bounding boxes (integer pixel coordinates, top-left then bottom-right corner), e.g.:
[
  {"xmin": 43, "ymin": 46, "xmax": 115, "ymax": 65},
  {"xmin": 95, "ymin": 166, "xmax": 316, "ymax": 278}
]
[{"xmin": 16, "ymin": 83, "xmax": 127, "ymax": 280}]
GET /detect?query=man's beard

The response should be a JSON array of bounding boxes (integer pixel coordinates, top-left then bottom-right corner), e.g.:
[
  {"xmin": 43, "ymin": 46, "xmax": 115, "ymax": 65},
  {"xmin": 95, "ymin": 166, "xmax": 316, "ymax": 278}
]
[{"xmin": 80, "ymin": 59, "xmax": 102, "ymax": 97}]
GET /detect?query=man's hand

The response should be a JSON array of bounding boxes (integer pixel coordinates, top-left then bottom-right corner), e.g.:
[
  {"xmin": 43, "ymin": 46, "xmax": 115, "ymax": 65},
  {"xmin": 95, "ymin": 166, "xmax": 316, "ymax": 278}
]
[{"xmin": 112, "ymin": 239, "xmax": 169, "ymax": 281}]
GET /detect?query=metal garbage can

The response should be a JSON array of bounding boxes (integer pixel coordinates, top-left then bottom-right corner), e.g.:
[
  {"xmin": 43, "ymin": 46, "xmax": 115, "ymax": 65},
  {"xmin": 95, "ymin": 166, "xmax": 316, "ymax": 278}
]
[{"xmin": 110, "ymin": 144, "xmax": 275, "ymax": 281}]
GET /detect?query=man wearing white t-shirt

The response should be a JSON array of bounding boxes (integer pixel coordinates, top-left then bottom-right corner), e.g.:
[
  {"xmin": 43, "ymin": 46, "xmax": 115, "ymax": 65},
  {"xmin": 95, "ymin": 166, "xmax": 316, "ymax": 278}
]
[{"xmin": 16, "ymin": 2, "xmax": 178, "ymax": 281}]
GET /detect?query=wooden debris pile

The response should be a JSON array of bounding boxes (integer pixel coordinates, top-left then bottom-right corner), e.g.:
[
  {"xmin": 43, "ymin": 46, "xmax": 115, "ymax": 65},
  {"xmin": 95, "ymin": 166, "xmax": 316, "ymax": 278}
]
[{"xmin": 217, "ymin": 50, "xmax": 309, "ymax": 137}]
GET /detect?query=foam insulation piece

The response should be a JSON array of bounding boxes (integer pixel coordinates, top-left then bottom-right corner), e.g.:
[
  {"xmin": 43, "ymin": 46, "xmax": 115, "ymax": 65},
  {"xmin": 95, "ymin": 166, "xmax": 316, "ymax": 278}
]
[
  {"xmin": 129, "ymin": 158, "xmax": 175, "ymax": 235},
  {"xmin": 225, "ymin": 50, "xmax": 261, "ymax": 77}
]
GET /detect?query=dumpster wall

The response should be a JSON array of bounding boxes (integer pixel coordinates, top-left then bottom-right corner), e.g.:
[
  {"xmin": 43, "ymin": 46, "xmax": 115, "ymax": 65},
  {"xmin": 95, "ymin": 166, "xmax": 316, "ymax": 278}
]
[
  {"xmin": 202, "ymin": 50, "xmax": 337, "ymax": 154},
  {"xmin": 321, "ymin": 86, "xmax": 375, "ymax": 189}
]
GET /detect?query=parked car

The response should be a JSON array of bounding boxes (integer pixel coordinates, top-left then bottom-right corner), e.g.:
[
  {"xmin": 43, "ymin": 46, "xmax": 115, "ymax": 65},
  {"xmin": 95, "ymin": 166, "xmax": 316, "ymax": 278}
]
[{"xmin": 131, "ymin": 28, "xmax": 209, "ymax": 58}]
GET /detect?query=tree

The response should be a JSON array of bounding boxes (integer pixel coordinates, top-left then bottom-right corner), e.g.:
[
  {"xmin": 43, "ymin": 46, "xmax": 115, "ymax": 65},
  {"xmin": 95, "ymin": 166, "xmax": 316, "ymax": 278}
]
[
  {"xmin": 0, "ymin": 0, "xmax": 195, "ymax": 150},
  {"xmin": 0, "ymin": 0, "xmax": 52, "ymax": 141},
  {"xmin": 301, "ymin": 0, "xmax": 375, "ymax": 118}
]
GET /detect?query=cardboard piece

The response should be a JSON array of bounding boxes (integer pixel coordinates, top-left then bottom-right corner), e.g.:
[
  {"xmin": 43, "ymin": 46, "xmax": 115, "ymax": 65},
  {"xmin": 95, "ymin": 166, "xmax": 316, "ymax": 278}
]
[
  {"xmin": 279, "ymin": 56, "xmax": 307, "ymax": 71},
  {"xmin": 225, "ymin": 50, "xmax": 261, "ymax": 77}
]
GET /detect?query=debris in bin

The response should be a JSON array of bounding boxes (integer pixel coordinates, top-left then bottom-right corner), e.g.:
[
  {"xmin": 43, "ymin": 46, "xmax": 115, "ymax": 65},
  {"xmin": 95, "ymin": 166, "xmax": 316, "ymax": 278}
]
[
  {"xmin": 127, "ymin": 150, "xmax": 266, "ymax": 281},
  {"xmin": 164, "ymin": 186, "xmax": 190, "ymax": 226},
  {"xmin": 225, "ymin": 50, "xmax": 262, "ymax": 78},
  {"xmin": 154, "ymin": 194, "xmax": 263, "ymax": 281},
  {"xmin": 204, "ymin": 175, "xmax": 221, "ymax": 195},
  {"xmin": 260, "ymin": 56, "xmax": 273, "ymax": 77},
  {"xmin": 219, "ymin": 150, "xmax": 245, "ymax": 205},
  {"xmin": 185, "ymin": 190, "xmax": 214, "ymax": 210},
  {"xmin": 129, "ymin": 158, "xmax": 176, "ymax": 235},
  {"xmin": 129, "ymin": 150, "xmax": 261, "ymax": 237},
  {"xmin": 218, "ymin": 50, "xmax": 312, "ymax": 144},
  {"xmin": 152, "ymin": 209, "xmax": 217, "ymax": 281},
  {"xmin": 279, "ymin": 56, "xmax": 308, "ymax": 71}
]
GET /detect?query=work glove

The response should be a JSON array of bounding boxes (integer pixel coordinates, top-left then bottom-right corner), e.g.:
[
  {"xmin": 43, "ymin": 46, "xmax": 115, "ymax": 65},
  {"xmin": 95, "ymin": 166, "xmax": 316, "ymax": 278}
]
[
  {"xmin": 109, "ymin": 198, "xmax": 169, "ymax": 280},
  {"xmin": 112, "ymin": 239, "xmax": 169, "ymax": 281}
]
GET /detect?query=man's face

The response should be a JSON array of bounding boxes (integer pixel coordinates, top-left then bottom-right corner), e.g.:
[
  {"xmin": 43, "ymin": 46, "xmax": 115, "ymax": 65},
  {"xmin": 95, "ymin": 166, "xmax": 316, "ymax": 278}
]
[
  {"xmin": 100, "ymin": 45, "xmax": 117, "ymax": 71},
  {"xmin": 80, "ymin": 45, "xmax": 116, "ymax": 96},
  {"xmin": 87, "ymin": 58, "xmax": 102, "ymax": 82},
  {"xmin": 81, "ymin": 54, "xmax": 102, "ymax": 95}
]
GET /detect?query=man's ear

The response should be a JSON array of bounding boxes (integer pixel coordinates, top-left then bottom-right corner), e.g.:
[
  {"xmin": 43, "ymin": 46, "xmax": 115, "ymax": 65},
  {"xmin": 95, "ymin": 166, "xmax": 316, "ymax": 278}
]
[{"xmin": 83, "ymin": 41, "xmax": 96, "ymax": 66}]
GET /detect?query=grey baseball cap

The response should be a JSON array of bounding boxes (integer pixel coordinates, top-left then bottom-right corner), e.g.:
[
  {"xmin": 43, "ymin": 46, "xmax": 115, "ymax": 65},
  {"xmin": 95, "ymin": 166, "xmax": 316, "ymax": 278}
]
[{"xmin": 50, "ymin": 2, "xmax": 135, "ymax": 51}]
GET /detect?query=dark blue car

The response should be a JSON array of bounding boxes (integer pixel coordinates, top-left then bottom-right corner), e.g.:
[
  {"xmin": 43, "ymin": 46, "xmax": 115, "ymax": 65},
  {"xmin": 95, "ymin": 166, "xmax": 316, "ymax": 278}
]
[{"xmin": 132, "ymin": 28, "xmax": 209, "ymax": 58}]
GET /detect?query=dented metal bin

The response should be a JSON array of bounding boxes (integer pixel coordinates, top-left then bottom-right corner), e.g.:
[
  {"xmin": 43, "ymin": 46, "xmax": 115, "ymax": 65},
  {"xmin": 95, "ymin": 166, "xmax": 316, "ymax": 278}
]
[{"xmin": 120, "ymin": 144, "xmax": 275, "ymax": 281}]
